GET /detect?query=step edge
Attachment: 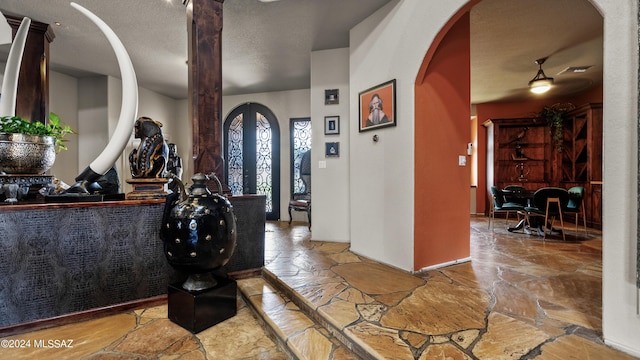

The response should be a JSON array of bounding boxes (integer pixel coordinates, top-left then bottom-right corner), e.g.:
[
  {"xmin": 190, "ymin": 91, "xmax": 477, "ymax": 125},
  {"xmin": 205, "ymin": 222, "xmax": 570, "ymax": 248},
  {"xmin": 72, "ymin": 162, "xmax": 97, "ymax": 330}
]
[
  {"xmin": 238, "ymin": 277, "xmax": 364, "ymax": 360},
  {"xmin": 262, "ymin": 269, "xmax": 374, "ymax": 360}
]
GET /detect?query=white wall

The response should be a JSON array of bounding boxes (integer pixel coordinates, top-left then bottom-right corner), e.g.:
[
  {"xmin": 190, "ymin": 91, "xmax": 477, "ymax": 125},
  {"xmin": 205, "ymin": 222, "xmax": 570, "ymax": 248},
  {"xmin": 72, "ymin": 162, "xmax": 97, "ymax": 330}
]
[
  {"xmin": 349, "ymin": 0, "xmax": 468, "ymax": 271},
  {"xmin": 349, "ymin": 0, "xmax": 639, "ymax": 356},
  {"xmin": 49, "ymin": 71, "xmax": 79, "ymax": 182},
  {"xmin": 310, "ymin": 48, "xmax": 350, "ymax": 242},
  {"xmin": 173, "ymin": 98, "xmax": 191, "ymax": 185},
  {"xmin": 77, "ymin": 76, "xmax": 108, "ymax": 184},
  {"xmin": 596, "ymin": 0, "xmax": 640, "ymax": 356},
  {"xmin": 222, "ymin": 89, "xmax": 310, "ymax": 221}
]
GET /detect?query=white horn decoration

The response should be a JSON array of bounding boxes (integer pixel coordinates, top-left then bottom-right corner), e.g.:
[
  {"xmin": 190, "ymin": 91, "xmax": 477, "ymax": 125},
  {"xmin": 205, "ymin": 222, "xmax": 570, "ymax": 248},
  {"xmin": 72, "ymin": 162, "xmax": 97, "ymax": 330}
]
[
  {"xmin": 71, "ymin": 2, "xmax": 138, "ymax": 182},
  {"xmin": 0, "ymin": 17, "xmax": 31, "ymax": 117}
]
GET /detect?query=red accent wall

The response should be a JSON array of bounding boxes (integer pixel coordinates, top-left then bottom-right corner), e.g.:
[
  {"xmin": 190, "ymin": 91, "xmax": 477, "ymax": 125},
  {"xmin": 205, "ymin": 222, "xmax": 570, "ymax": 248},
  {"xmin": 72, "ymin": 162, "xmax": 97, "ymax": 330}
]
[{"xmin": 414, "ymin": 12, "xmax": 471, "ymax": 269}]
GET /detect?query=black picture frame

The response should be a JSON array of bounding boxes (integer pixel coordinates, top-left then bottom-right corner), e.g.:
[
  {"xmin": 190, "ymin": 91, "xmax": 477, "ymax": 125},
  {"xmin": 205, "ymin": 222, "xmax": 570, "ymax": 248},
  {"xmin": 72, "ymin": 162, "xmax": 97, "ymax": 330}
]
[
  {"xmin": 325, "ymin": 89, "xmax": 339, "ymax": 105},
  {"xmin": 358, "ymin": 79, "xmax": 396, "ymax": 132},
  {"xmin": 325, "ymin": 142, "xmax": 339, "ymax": 157},
  {"xmin": 324, "ymin": 116, "xmax": 340, "ymax": 135}
]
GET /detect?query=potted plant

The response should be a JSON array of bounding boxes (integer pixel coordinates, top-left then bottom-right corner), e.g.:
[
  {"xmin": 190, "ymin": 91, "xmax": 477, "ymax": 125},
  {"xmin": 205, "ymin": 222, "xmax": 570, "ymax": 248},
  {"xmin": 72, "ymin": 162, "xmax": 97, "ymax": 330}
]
[
  {"xmin": 0, "ymin": 112, "xmax": 76, "ymax": 174},
  {"xmin": 539, "ymin": 103, "xmax": 575, "ymax": 152}
]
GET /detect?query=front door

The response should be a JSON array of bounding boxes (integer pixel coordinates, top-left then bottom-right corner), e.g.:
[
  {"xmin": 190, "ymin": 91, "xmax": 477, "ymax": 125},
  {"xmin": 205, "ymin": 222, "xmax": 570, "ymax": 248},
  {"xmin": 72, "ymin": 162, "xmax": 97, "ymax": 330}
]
[{"xmin": 224, "ymin": 103, "xmax": 280, "ymax": 220}]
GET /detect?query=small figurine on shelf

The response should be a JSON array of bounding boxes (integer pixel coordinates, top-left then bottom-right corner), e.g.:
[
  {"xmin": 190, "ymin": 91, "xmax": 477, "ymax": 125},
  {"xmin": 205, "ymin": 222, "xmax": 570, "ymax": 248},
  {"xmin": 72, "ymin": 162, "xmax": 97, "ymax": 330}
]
[
  {"xmin": 129, "ymin": 117, "xmax": 169, "ymax": 178},
  {"xmin": 166, "ymin": 143, "xmax": 183, "ymax": 194},
  {"xmin": 512, "ymin": 143, "xmax": 528, "ymax": 160},
  {"xmin": 514, "ymin": 162, "xmax": 530, "ymax": 182},
  {"xmin": 126, "ymin": 117, "xmax": 170, "ymax": 200}
]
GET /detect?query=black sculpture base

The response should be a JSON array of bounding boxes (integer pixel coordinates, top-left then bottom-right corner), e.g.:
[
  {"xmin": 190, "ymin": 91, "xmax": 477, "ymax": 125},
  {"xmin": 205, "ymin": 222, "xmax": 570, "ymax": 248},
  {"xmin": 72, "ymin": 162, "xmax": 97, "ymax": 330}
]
[
  {"xmin": 167, "ymin": 275, "xmax": 237, "ymax": 333},
  {"xmin": 0, "ymin": 174, "xmax": 53, "ymax": 203}
]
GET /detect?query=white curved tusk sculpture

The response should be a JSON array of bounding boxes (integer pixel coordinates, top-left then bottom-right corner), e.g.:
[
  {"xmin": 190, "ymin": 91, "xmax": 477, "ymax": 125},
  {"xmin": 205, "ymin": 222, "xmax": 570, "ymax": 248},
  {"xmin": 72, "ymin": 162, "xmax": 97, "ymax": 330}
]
[
  {"xmin": 0, "ymin": 16, "xmax": 31, "ymax": 117},
  {"xmin": 70, "ymin": 2, "xmax": 139, "ymax": 187}
]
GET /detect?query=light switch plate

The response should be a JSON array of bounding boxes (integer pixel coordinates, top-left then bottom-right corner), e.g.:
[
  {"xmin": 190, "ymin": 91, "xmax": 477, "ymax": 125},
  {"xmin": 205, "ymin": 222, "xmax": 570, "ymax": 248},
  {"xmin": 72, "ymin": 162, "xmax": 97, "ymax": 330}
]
[
  {"xmin": 458, "ymin": 155, "xmax": 466, "ymax": 166},
  {"xmin": 319, "ymin": 160, "xmax": 327, "ymax": 169}
]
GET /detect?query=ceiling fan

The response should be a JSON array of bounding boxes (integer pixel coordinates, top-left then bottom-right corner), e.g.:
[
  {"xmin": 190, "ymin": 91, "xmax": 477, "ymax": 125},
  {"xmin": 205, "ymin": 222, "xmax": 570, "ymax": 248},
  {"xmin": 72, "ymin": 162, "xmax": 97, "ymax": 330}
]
[{"xmin": 528, "ymin": 58, "xmax": 554, "ymax": 94}]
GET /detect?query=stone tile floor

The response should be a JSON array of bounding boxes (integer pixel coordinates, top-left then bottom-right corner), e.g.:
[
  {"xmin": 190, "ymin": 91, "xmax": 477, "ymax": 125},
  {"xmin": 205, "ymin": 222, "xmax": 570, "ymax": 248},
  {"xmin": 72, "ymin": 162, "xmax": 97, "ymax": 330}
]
[
  {"xmin": 0, "ymin": 216, "xmax": 637, "ymax": 359},
  {"xmin": 255, "ymin": 217, "xmax": 635, "ymax": 360}
]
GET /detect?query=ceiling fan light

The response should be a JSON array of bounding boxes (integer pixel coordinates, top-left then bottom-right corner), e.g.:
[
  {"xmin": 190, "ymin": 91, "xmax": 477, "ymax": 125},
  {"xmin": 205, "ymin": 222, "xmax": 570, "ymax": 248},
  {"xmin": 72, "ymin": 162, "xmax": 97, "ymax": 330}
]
[
  {"xmin": 529, "ymin": 78, "xmax": 553, "ymax": 94},
  {"xmin": 528, "ymin": 58, "xmax": 554, "ymax": 94}
]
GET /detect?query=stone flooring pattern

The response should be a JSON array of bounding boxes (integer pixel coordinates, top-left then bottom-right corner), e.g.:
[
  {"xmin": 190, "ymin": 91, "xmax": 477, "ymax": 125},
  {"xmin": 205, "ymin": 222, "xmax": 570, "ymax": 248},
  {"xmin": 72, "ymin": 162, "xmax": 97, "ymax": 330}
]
[
  {"xmin": 0, "ymin": 301, "xmax": 286, "ymax": 360},
  {"xmin": 258, "ymin": 217, "xmax": 637, "ymax": 360},
  {"xmin": 0, "ymin": 217, "xmax": 638, "ymax": 360}
]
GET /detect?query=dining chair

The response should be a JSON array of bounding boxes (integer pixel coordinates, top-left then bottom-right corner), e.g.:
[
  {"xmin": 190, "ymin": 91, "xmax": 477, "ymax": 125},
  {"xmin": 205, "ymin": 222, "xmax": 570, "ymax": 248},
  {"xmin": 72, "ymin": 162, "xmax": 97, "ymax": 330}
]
[
  {"xmin": 503, "ymin": 185, "xmax": 530, "ymax": 207},
  {"xmin": 565, "ymin": 186, "xmax": 588, "ymax": 236},
  {"xmin": 524, "ymin": 187, "xmax": 570, "ymax": 241},
  {"xmin": 288, "ymin": 150, "xmax": 311, "ymax": 230},
  {"xmin": 488, "ymin": 186, "xmax": 525, "ymax": 230}
]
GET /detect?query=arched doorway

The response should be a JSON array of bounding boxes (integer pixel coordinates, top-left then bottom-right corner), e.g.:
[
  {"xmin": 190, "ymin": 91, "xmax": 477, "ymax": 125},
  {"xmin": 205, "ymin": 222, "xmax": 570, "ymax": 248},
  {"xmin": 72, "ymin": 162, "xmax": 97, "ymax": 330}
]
[
  {"xmin": 223, "ymin": 102, "xmax": 281, "ymax": 220},
  {"xmin": 413, "ymin": 0, "xmax": 604, "ymax": 269}
]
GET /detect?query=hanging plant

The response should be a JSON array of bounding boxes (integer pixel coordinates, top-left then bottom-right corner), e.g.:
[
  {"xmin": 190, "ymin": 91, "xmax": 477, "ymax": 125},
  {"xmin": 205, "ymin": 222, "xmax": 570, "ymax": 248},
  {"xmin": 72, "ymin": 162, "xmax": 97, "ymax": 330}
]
[{"xmin": 539, "ymin": 103, "xmax": 575, "ymax": 152}]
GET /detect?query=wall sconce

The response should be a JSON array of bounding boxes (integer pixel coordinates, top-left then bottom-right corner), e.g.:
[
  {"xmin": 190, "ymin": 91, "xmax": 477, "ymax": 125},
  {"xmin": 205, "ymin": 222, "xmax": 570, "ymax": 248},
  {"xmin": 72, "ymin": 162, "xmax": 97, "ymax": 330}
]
[{"xmin": 528, "ymin": 58, "xmax": 554, "ymax": 94}]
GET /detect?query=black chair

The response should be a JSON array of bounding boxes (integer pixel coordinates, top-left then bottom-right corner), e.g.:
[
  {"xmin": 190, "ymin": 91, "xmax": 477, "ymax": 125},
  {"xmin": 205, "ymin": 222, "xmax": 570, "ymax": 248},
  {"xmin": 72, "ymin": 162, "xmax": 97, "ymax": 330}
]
[
  {"xmin": 489, "ymin": 186, "xmax": 525, "ymax": 230},
  {"xmin": 524, "ymin": 187, "xmax": 570, "ymax": 240},
  {"xmin": 288, "ymin": 150, "xmax": 311, "ymax": 230},
  {"xmin": 503, "ymin": 185, "xmax": 530, "ymax": 207}
]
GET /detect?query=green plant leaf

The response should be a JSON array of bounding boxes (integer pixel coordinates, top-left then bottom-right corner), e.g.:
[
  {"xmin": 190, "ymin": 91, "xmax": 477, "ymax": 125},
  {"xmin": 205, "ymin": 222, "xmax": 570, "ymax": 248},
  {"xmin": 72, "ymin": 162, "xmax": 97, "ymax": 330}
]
[
  {"xmin": 539, "ymin": 103, "xmax": 575, "ymax": 153},
  {"xmin": 0, "ymin": 112, "xmax": 76, "ymax": 152}
]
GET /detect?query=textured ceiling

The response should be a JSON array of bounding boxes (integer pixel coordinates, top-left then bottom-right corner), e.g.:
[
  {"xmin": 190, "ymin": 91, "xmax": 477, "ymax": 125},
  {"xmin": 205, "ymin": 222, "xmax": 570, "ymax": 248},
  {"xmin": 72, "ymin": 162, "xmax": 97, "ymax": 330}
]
[
  {"xmin": 0, "ymin": 0, "xmax": 392, "ymax": 99},
  {"xmin": 470, "ymin": 0, "xmax": 603, "ymax": 104},
  {"xmin": 0, "ymin": 0, "xmax": 602, "ymax": 103}
]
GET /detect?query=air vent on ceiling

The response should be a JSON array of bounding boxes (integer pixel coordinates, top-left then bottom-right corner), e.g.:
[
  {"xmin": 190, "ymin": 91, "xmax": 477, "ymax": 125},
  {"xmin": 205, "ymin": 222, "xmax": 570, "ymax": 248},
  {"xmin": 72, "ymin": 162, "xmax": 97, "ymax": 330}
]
[{"xmin": 558, "ymin": 66, "xmax": 593, "ymax": 75}]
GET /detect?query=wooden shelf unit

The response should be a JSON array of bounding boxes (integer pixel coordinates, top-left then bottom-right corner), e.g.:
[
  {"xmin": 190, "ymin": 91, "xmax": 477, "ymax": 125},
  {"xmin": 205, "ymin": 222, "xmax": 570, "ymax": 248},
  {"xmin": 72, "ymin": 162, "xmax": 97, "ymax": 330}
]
[
  {"xmin": 560, "ymin": 103, "xmax": 603, "ymax": 228},
  {"xmin": 486, "ymin": 117, "xmax": 551, "ymax": 191}
]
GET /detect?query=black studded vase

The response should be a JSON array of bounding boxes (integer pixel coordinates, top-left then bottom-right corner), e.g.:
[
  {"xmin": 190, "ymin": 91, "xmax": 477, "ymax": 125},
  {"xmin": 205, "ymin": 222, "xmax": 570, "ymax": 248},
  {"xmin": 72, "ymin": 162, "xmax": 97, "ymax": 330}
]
[{"xmin": 160, "ymin": 173, "xmax": 236, "ymax": 291}]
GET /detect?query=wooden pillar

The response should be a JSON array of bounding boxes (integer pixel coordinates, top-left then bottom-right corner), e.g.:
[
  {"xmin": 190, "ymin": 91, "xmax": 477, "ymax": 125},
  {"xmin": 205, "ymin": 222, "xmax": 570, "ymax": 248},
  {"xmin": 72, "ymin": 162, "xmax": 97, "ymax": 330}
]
[
  {"xmin": 6, "ymin": 16, "xmax": 55, "ymax": 123},
  {"xmin": 185, "ymin": 0, "xmax": 226, "ymax": 187}
]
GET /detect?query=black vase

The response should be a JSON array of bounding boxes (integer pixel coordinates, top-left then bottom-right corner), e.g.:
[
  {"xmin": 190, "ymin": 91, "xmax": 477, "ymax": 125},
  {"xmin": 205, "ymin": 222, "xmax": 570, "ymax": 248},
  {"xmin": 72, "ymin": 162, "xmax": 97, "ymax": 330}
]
[{"xmin": 160, "ymin": 173, "xmax": 236, "ymax": 291}]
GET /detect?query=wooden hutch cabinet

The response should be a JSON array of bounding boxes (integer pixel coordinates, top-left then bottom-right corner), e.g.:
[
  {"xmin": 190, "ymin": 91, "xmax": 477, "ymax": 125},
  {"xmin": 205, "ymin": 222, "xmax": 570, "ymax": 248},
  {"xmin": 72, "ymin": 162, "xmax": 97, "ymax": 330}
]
[
  {"xmin": 560, "ymin": 103, "xmax": 603, "ymax": 228},
  {"xmin": 486, "ymin": 117, "xmax": 551, "ymax": 191},
  {"xmin": 485, "ymin": 103, "xmax": 603, "ymax": 228}
]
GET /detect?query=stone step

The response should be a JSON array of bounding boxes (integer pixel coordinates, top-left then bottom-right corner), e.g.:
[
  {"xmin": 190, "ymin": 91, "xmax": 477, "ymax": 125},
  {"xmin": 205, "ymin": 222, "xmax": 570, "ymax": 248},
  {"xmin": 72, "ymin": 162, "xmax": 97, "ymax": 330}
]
[
  {"xmin": 237, "ymin": 276, "xmax": 362, "ymax": 360},
  {"xmin": 262, "ymin": 268, "xmax": 378, "ymax": 359}
]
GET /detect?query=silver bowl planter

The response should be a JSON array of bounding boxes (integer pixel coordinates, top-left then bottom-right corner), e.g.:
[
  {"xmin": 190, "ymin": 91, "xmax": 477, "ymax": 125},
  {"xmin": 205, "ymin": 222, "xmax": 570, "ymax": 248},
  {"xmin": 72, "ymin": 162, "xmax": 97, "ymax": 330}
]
[{"xmin": 0, "ymin": 133, "xmax": 56, "ymax": 174}]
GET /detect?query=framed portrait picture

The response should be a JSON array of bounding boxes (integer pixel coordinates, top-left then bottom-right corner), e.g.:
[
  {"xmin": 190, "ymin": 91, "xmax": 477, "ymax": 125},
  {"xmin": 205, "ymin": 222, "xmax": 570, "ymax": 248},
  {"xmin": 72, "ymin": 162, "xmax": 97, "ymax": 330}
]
[
  {"xmin": 325, "ymin": 142, "xmax": 340, "ymax": 157},
  {"xmin": 325, "ymin": 89, "xmax": 339, "ymax": 105},
  {"xmin": 358, "ymin": 79, "xmax": 396, "ymax": 132},
  {"xmin": 324, "ymin": 116, "xmax": 340, "ymax": 135}
]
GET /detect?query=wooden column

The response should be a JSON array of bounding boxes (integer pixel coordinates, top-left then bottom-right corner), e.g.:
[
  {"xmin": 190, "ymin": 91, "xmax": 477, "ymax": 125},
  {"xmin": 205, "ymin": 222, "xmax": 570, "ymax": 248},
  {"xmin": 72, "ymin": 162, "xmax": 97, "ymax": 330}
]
[
  {"xmin": 185, "ymin": 0, "xmax": 226, "ymax": 186},
  {"xmin": 6, "ymin": 15, "xmax": 55, "ymax": 123}
]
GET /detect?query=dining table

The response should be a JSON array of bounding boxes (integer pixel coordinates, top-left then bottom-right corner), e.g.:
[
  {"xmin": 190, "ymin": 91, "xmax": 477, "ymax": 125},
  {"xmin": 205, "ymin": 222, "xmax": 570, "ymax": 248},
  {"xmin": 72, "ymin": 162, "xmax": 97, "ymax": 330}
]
[
  {"xmin": 501, "ymin": 188, "xmax": 533, "ymax": 232},
  {"xmin": 504, "ymin": 187, "xmax": 564, "ymax": 236}
]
